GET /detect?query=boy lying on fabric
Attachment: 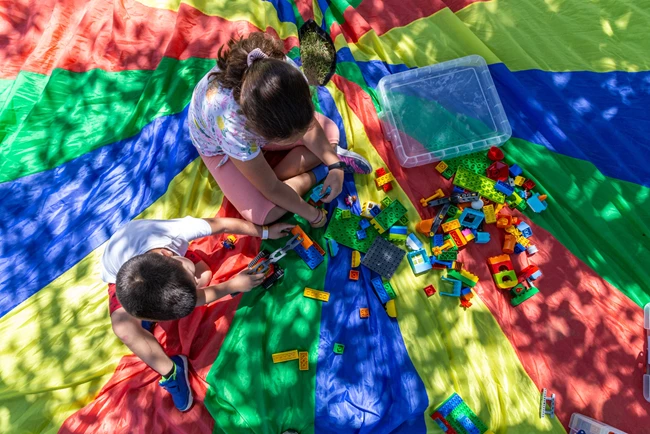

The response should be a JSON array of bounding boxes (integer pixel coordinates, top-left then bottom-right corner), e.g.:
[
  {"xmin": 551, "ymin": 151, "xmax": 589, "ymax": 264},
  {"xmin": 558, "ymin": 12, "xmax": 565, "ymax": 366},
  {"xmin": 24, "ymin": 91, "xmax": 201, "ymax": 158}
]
[{"xmin": 100, "ymin": 216, "xmax": 293, "ymax": 412}]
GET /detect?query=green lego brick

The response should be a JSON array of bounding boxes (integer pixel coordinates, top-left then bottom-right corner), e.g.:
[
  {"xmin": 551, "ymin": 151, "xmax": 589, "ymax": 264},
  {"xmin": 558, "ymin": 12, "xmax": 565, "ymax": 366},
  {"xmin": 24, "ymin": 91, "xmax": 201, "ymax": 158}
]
[
  {"xmin": 437, "ymin": 251, "xmax": 458, "ymax": 261},
  {"xmin": 333, "ymin": 343, "xmax": 345, "ymax": 354},
  {"xmin": 371, "ymin": 200, "xmax": 408, "ymax": 232},
  {"xmin": 449, "ymin": 401, "xmax": 489, "ymax": 433},
  {"xmin": 443, "ymin": 151, "xmax": 491, "ymax": 176},
  {"xmin": 511, "ymin": 285, "xmax": 539, "ymax": 306},
  {"xmin": 447, "ymin": 269, "xmax": 477, "ymax": 288},
  {"xmin": 446, "ymin": 205, "xmax": 459, "ymax": 217},
  {"xmin": 398, "ymin": 215, "xmax": 409, "ymax": 226},
  {"xmin": 383, "ymin": 281, "xmax": 396, "ymax": 299},
  {"xmin": 453, "ymin": 167, "xmax": 506, "ymax": 204},
  {"xmin": 324, "ymin": 208, "xmax": 379, "ymax": 253},
  {"xmin": 380, "ymin": 196, "xmax": 392, "ymax": 208},
  {"xmin": 441, "ymin": 167, "xmax": 455, "ymax": 179}
]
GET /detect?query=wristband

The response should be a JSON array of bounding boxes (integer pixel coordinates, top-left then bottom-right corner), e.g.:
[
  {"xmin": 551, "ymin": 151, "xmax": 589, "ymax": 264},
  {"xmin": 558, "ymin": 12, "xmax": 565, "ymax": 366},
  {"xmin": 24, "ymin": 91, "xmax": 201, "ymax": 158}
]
[
  {"xmin": 262, "ymin": 225, "xmax": 269, "ymax": 240},
  {"xmin": 327, "ymin": 161, "xmax": 347, "ymax": 171},
  {"xmin": 310, "ymin": 209, "xmax": 324, "ymax": 225}
]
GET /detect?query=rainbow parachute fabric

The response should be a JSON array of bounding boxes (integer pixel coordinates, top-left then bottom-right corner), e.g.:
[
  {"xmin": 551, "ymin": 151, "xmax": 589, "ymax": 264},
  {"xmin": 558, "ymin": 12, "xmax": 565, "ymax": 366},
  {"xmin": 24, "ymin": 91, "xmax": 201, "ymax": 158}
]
[{"xmin": 1, "ymin": 0, "xmax": 650, "ymax": 433}]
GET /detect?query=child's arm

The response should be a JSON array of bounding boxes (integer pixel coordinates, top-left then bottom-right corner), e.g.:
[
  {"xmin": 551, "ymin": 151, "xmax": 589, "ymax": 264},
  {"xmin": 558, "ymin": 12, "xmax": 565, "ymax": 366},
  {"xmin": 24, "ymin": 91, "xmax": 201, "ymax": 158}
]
[
  {"xmin": 300, "ymin": 120, "xmax": 344, "ymax": 203},
  {"xmin": 202, "ymin": 218, "xmax": 295, "ymax": 239},
  {"xmin": 195, "ymin": 269, "xmax": 265, "ymax": 305},
  {"xmin": 231, "ymin": 155, "xmax": 321, "ymax": 223}
]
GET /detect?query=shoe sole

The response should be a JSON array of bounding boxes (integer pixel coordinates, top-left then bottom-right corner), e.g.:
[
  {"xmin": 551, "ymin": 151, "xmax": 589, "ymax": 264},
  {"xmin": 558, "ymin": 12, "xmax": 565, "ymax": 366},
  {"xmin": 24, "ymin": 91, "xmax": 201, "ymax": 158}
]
[
  {"xmin": 177, "ymin": 355, "xmax": 194, "ymax": 412},
  {"xmin": 337, "ymin": 148, "xmax": 372, "ymax": 174}
]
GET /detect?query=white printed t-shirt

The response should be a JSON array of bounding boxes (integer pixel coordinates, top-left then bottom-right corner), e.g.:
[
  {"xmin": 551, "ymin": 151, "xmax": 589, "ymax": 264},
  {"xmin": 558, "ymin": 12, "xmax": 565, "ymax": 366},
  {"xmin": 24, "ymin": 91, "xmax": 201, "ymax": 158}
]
[{"xmin": 100, "ymin": 217, "xmax": 212, "ymax": 284}]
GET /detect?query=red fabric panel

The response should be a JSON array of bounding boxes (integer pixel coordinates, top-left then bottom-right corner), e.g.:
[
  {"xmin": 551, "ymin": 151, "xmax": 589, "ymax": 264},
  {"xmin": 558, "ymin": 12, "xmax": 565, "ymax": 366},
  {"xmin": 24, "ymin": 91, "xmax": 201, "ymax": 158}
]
[
  {"xmin": 332, "ymin": 74, "xmax": 648, "ymax": 431},
  {"xmin": 59, "ymin": 202, "xmax": 262, "ymax": 433},
  {"xmin": 0, "ymin": 0, "xmax": 298, "ymax": 78}
]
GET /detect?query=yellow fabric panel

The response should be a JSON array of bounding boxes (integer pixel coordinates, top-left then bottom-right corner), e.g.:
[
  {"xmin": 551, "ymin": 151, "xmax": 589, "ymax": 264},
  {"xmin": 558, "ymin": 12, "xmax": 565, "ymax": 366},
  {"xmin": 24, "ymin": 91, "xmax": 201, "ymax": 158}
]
[
  {"xmin": 134, "ymin": 0, "xmax": 297, "ymax": 40},
  {"xmin": 457, "ymin": 0, "xmax": 650, "ymax": 72},
  {"xmin": 335, "ymin": 8, "xmax": 500, "ymax": 69},
  {"xmin": 0, "ymin": 158, "xmax": 223, "ymax": 433},
  {"xmin": 338, "ymin": 1, "xmax": 650, "ymax": 73},
  {"xmin": 325, "ymin": 81, "xmax": 566, "ymax": 433}
]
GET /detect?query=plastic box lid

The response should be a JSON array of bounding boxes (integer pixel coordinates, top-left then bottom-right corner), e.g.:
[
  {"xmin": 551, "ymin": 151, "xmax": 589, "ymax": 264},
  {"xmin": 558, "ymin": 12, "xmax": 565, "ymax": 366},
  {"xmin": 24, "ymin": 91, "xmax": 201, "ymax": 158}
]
[
  {"xmin": 568, "ymin": 413, "xmax": 627, "ymax": 434},
  {"xmin": 377, "ymin": 55, "xmax": 512, "ymax": 168}
]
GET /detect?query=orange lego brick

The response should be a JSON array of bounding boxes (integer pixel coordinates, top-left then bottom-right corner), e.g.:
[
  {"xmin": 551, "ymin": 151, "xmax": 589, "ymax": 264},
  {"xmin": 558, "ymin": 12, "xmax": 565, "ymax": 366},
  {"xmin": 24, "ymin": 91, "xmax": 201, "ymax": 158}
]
[
  {"xmin": 442, "ymin": 219, "xmax": 460, "ymax": 233},
  {"xmin": 291, "ymin": 225, "xmax": 313, "ymax": 250},
  {"xmin": 299, "ymin": 351, "xmax": 309, "ymax": 370},
  {"xmin": 349, "ymin": 270, "xmax": 360, "ymax": 280},
  {"xmin": 359, "ymin": 308, "xmax": 370, "ymax": 318},
  {"xmin": 503, "ymin": 234, "xmax": 516, "ymax": 254},
  {"xmin": 416, "ymin": 218, "xmax": 434, "ymax": 235}
]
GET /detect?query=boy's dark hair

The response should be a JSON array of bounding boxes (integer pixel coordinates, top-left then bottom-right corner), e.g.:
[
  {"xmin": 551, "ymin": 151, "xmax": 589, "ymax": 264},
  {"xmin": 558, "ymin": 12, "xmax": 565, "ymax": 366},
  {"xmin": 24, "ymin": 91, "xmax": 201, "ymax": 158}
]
[
  {"xmin": 115, "ymin": 254, "xmax": 197, "ymax": 321},
  {"xmin": 210, "ymin": 32, "xmax": 314, "ymax": 141}
]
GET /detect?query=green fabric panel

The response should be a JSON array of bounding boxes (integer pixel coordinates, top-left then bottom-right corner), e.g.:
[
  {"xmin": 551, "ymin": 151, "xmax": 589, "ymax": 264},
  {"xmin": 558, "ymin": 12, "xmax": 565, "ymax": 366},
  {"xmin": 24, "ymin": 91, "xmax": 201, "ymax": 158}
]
[
  {"xmin": 504, "ymin": 138, "xmax": 650, "ymax": 307},
  {"xmin": 0, "ymin": 57, "xmax": 214, "ymax": 184},
  {"xmin": 205, "ymin": 218, "xmax": 326, "ymax": 433},
  {"xmin": 288, "ymin": 0, "xmax": 305, "ymax": 28},
  {"xmin": 0, "ymin": 77, "xmax": 18, "ymax": 109},
  {"xmin": 335, "ymin": 61, "xmax": 380, "ymax": 112}
]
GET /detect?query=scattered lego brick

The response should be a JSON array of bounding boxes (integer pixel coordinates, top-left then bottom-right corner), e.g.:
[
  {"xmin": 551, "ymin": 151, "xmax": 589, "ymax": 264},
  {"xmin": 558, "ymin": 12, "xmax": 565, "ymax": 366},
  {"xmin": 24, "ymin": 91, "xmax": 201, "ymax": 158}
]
[
  {"xmin": 299, "ymin": 351, "xmax": 309, "ymax": 370},
  {"xmin": 303, "ymin": 287, "xmax": 330, "ymax": 302},
  {"xmin": 420, "ymin": 188, "xmax": 444, "ymax": 207},
  {"xmin": 370, "ymin": 199, "xmax": 408, "ymax": 234},
  {"xmin": 341, "ymin": 210, "xmax": 351, "ymax": 219},
  {"xmin": 388, "ymin": 225, "xmax": 408, "ymax": 242},
  {"xmin": 443, "ymin": 151, "xmax": 492, "ymax": 176},
  {"xmin": 435, "ymin": 161, "xmax": 449, "ymax": 174},
  {"xmin": 385, "ymin": 299, "xmax": 397, "ymax": 317},
  {"xmin": 405, "ymin": 233, "xmax": 423, "ymax": 251},
  {"xmin": 328, "ymin": 239, "xmax": 339, "ymax": 257},
  {"xmin": 424, "ymin": 285, "xmax": 437, "ymax": 297},
  {"xmin": 351, "ymin": 250, "xmax": 361, "ymax": 267},
  {"xmin": 349, "ymin": 270, "xmax": 360, "ymax": 280},
  {"xmin": 408, "ymin": 249, "xmax": 433, "ymax": 275},
  {"xmin": 487, "ymin": 161, "xmax": 509, "ymax": 181},
  {"xmin": 383, "ymin": 281, "xmax": 397, "ymax": 299},
  {"xmin": 273, "ymin": 350, "xmax": 299, "ymax": 363},
  {"xmin": 333, "ymin": 343, "xmax": 345, "ymax": 354},
  {"xmin": 371, "ymin": 277, "xmax": 391, "ymax": 304},
  {"xmin": 359, "ymin": 308, "xmax": 370, "ymax": 318},
  {"xmin": 324, "ymin": 208, "xmax": 379, "ymax": 253},
  {"xmin": 527, "ymin": 193, "xmax": 548, "ymax": 213},
  {"xmin": 356, "ymin": 229, "xmax": 367, "ymax": 240},
  {"xmin": 442, "ymin": 219, "xmax": 461, "ymax": 233},
  {"xmin": 438, "ymin": 250, "xmax": 458, "ymax": 261},
  {"xmin": 359, "ymin": 219, "xmax": 371, "ymax": 230}
]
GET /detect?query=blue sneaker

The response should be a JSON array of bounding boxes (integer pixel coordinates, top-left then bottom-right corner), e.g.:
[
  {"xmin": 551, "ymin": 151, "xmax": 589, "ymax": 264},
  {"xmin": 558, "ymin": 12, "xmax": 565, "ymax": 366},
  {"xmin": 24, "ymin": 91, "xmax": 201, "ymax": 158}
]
[
  {"xmin": 336, "ymin": 146, "xmax": 372, "ymax": 174},
  {"xmin": 159, "ymin": 355, "xmax": 193, "ymax": 412}
]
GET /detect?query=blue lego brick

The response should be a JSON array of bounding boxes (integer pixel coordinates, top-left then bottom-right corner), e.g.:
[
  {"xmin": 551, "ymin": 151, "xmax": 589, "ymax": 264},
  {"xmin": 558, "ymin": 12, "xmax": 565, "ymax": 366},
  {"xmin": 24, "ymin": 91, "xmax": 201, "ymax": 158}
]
[
  {"xmin": 527, "ymin": 193, "xmax": 548, "ymax": 213},
  {"xmin": 514, "ymin": 243, "xmax": 526, "ymax": 254},
  {"xmin": 458, "ymin": 208, "xmax": 485, "ymax": 229},
  {"xmin": 517, "ymin": 221, "xmax": 533, "ymax": 238},
  {"xmin": 406, "ymin": 233, "xmax": 424, "ymax": 251},
  {"xmin": 509, "ymin": 164, "xmax": 523, "ymax": 178},
  {"xmin": 371, "ymin": 277, "xmax": 391, "ymax": 304},
  {"xmin": 433, "ymin": 234, "xmax": 444, "ymax": 247},
  {"xmin": 440, "ymin": 277, "xmax": 462, "ymax": 296},
  {"xmin": 436, "ymin": 393, "xmax": 463, "ymax": 418},
  {"xmin": 495, "ymin": 180, "xmax": 515, "ymax": 196},
  {"xmin": 369, "ymin": 205, "xmax": 382, "ymax": 217},
  {"xmin": 517, "ymin": 189, "xmax": 527, "ymax": 199},
  {"xmin": 431, "ymin": 257, "xmax": 453, "ymax": 268},
  {"xmin": 452, "ymin": 186, "xmax": 465, "ymax": 195},
  {"xmin": 457, "ymin": 415, "xmax": 481, "ymax": 434},
  {"xmin": 310, "ymin": 184, "xmax": 331, "ymax": 202},
  {"xmin": 356, "ymin": 229, "xmax": 367, "ymax": 240},
  {"xmin": 433, "ymin": 418, "xmax": 448, "ymax": 431},
  {"xmin": 475, "ymin": 232, "xmax": 490, "ymax": 244},
  {"xmin": 390, "ymin": 225, "xmax": 408, "ymax": 235},
  {"xmin": 294, "ymin": 244, "xmax": 324, "ymax": 270},
  {"xmin": 460, "ymin": 287, "xmax": 471, "ymax": 297},
  {"xmin": 328, "ymin": 239, "xmax": 339, "ymax": 257},
  {"xmin": 407, "ymin": 250, "xmax": 432, "ymax": 275},
  {"xmin": 359, "ymin": 219, "xmax": 371, "ymax": 230}
]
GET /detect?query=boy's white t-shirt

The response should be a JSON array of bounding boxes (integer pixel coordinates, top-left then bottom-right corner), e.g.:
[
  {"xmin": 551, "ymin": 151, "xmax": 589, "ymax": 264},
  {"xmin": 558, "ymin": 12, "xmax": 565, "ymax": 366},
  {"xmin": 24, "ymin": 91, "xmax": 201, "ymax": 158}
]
[{"xmin": 100, "ymin": 217, "xmax": 213, "ymax": 284}]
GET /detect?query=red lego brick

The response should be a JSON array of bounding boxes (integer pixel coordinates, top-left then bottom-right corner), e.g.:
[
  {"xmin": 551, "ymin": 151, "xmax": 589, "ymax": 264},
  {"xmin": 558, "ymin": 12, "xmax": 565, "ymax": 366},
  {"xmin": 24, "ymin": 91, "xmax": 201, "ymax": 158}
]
[
  {"xmin": 424, "ymin": 285, "xmax": 436, "ymax": 297},
  {"xmin": 523, "ymin": 179, "xmax": 536, "ymax": 190},
  {"xmin": 349, "ymin": 270, "xmax": 360, "ymax": 281},
  {"xmin": 487, "ymin": 146, "xmax": 504, "ymax": 161}
]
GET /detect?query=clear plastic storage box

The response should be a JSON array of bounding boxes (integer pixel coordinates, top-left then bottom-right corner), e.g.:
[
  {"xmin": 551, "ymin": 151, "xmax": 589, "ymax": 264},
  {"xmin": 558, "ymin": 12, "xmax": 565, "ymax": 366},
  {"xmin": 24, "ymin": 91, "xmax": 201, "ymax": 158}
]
[
  {"xmin": 377, "ymin": 55, "xmax": 512, "ymax": 168},
  {"xmin": 568, "ymin": 413, "xmax": 627, "ymax": 434}
]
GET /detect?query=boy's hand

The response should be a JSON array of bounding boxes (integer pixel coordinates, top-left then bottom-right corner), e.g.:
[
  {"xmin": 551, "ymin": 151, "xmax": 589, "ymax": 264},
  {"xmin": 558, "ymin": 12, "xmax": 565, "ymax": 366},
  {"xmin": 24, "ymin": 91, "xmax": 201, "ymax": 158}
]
[
  {"xmin": 268, "ymin": 223, "xmax": 295, "ymax": 239},
  {"xmin": 228, "ymin": 269, "xmax": 266, "ymax": 293},
  {"xmin": 320, "ymin": 170, "xmax": 344, "ymax": 203}
]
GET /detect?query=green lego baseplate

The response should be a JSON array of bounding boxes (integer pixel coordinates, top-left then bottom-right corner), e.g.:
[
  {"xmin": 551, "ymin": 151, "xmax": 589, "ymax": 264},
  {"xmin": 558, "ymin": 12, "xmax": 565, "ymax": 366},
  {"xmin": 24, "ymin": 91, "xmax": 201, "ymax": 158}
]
[
  {"xmin": 453, "ymin": 167, "xmax": 506, "ymax": 204},
  {"xmin": 371, "ymin": 200, "xmax": 408, "ymax": 232},
  {"xmin": 443, "ymin": 151, "xmax": 491, "ymax": 177},
  {"xmin": 324, "ymin": 208, "xmax": 379, "ymax": 253},
  {"xmin": 450, "ymin": 401, "xmax": 489, "ymax": 433}
]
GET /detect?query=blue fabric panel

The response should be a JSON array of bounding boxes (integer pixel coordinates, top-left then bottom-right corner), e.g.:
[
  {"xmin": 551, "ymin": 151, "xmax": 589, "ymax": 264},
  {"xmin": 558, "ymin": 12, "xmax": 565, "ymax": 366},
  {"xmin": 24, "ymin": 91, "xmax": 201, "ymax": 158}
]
[{"xmin": 0, "ymin": 107, "xmax": 197, "ymax": 318}]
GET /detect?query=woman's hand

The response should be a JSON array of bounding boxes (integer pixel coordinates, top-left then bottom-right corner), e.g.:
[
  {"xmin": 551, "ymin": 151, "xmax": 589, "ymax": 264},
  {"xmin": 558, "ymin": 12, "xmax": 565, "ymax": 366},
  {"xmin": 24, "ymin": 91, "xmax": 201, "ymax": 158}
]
[
  {"xmin": 267, "ymin": 223, "xmax": 295, "ymax": 239},
  {"xmin": 320, "ymin": 169, "xmax": 344, "ymax": 203}
]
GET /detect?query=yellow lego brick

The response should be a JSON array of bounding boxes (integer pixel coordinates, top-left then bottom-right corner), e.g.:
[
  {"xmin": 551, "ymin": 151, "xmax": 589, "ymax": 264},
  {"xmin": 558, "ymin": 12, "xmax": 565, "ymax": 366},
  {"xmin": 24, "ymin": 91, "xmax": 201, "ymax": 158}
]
[
  {"xmin": 304, "ymin": 287, "xmax": 330, "ymax": 302},
  {"xmin": 483, "ymin": 204, "xmax": 496, "ymax": 224},
  {"xmin": 385, "ymin": 299, "xmax": 397, "ymax": 318},
  {"xmin": 369, "ymin": 218, "xmax": 386, "ymax": 234},
  {"xmin": 517, "ymin": 236, "xmax": 531, "ymax": 247},
  {"xmin": 431, "ymin": 247, "xmax": 442, "ymax": 256},
  {"xmin": 514, "ymin": 176, "xmax": 525, "ymax": 186},
  {"xmin": 494, "ymin": 203, "xmax": 506, "ymax": 214},
  {"xmin": 460, "ymin": 269, "xmax": 480, "ymax": 284},
  {"xmin": 273, "ymin": 350, "xmax": 299, "ymax": 363},
  {"xmin": 462, "ymin": 230, "xmax": 475, "ymax": 242},
  {"xmin": 449, "ymin": 229, "xmax": 467, "ymax": 247},
  {"xmin": 299, "ymin": 351, "xmax": 309, "ymax": 370},
  {"xmin": 435, "ymin": 161, "xmax": 448, "ymax": 173},
  {"xmin": 419, "ymin": 188, "xmax": 444, "ymax": 206},
  {"xmin": 351, "ymin": 250, "xmax": 361, "ymax": 268},
  {"xmin": 375, "ymin": 172, "xmax": 395, "ymax": 187},
  {"xmin": 441, "ymin": 219, "xmax": 460, "ymax": 233},
  {"xmin": 504, "ymin": 225, "xmax": 522, "ymax": 238}
]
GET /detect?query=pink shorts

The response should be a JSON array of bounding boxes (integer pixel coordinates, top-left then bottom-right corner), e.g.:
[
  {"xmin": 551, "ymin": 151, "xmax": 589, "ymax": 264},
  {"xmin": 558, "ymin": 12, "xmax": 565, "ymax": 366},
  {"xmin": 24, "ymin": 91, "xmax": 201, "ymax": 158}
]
[{"xmin": 201, "ymin": 112, "xmax": 340, "ymax": 225}]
